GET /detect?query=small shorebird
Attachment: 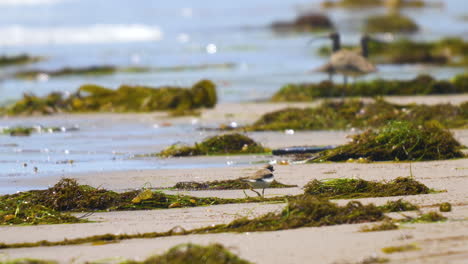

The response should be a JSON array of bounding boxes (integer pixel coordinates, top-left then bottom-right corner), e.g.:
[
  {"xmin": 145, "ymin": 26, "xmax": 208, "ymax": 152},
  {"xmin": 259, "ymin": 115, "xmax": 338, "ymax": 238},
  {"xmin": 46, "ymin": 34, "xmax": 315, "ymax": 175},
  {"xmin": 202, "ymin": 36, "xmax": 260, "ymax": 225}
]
[{"xmin": 241, "ymin": 164, "xmax": 274, "ymax": 197}]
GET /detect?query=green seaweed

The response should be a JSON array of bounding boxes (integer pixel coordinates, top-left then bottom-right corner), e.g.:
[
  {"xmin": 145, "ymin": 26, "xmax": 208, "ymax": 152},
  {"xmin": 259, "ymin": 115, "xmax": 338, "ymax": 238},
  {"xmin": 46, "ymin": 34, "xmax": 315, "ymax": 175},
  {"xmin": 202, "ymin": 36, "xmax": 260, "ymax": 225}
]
[
  {"xmin": 0, "ymin": 177, "xmax": 430, "ymax": 249},
  {"xmin": 439, "ymin": 202, "xmax": 452, "ymax": 212},
  {"xmin": 192, "ymin": 196, "xmax": 384, "ymax": 233},
  {"xmin": 0, "ymin": 197, "xmax": 386, "ymax": 249},
  {"xmin": 272, "ymin": 74, "xmax": 468, "ymax": 101},
  {"xmin": 248, "ymin": 99, "xmax": 468, "ymax": 131},
  {"xmin": 0, "ymin": 178, "xmax": 287, "ymax": 225},
  {"xmin": 381, "ymin": 244, "xmax": 420, "ymax": 254},
  {"xmin": 405, "ymin": 211, "xmax": 447, "ymax": 223},
  {"xmin": 303, "ymin": 177, "xmax": 430, "ymax": 199},
  {"xmin": 0, "ymin": 259, "xmax": 57, "ymax": 264},
  {"xmin": 14, "ymin": 63, "xmax": 236, "ymax": 80},
  {"xmin": 174, "ymin": 179, "xmax": 297, "ymax": 190},
  {"xmin": 0, "ymin": 54, "xmax": 42, "ymax": 67},
  {"xmin": 271, "ymin": 13, "xmax": 334, "ymax": 33},
  {"xmin": 0, "ymin": 183, "xmax": 86, "ymax": 225},
  {"xmin": 0, "ymin": 127, "xmax": 34, "ymax": 136},
  {"xmin": 315, "ymin": 121, "xmax": 464, "ymax": 162},
  {"xmin": 123, "ymin": 243, "xmax": 252, "ymax": 264},
  {"xmin": 365, "ymin": 14, "xmax": 419, "ymax": 33},
  {"xmin": 321, "ymin": 0, "xmax": 425, "ymax": 8},
  {"xmin": 318, "ymin": 38, "xmax": 468, "ymax": 65},
  {"xmin": 15, "ymin": 66, "xmax": 118, "ymax": 79},
  {"xmin": 360, "ymin": 220, "xmax": 399, "ymax": 232},
  {"xmin": 0, "ymin": 126, "xmax": 68, "ymax": 136},
  {"xmin": 1, "ymin": 80, "xmax": 217, "ymax": 116},
  {"xmin": 158, "ymin": 133, "xmax": 269, "ymax": 157},
  {"xmin": 379, "ymin": 199, "xmax": 419, "ymax": 212}
]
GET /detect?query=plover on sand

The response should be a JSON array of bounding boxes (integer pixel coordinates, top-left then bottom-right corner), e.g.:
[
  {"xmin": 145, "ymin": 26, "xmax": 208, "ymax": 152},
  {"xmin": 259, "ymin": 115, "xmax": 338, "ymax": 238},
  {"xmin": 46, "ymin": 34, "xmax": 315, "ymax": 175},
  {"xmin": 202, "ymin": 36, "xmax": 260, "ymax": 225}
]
[{"xmin": 241, "ymin": 164, "xmax": 274, "ymax": 197}]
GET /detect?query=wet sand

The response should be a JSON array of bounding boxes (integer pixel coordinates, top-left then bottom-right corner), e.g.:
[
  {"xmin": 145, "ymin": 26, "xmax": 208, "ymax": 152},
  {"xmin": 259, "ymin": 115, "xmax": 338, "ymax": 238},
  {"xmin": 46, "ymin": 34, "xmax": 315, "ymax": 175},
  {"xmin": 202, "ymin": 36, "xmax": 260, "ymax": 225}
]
[{"xmin": 1, "ymin": 97, "xmax": 468, "ymax": 263}]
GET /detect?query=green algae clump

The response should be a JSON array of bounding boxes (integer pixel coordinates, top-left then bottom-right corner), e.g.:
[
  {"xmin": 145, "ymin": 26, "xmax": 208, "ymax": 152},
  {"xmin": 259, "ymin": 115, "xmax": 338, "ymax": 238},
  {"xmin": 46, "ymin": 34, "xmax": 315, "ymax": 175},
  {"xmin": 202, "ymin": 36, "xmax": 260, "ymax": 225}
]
[
  {"xmin": 382, "ymin": 244, "xmax": 420, "ymax": 254},
  {"xmin": 408, "ymin": 211, "xmax": 446, "ymax": 223},
  {"xmin": 248, "ymin": 99, "xmax": 468, "ymax": 131},
  {"xmin": 0, "ymin": 182, "xmax": 87, "ymax": 225},
  {"xmin": 365, "ymin": 14, "xmax": 419, "ymax": 34},
  {"xmin": 158, "ymin": 133, "xmax": 268, "ymax": 157},
  {"xmin": 321, "ymin": 0, "xmax": 381, "ymax": 8},
  {"xmin": 0, "ymin": 54, "xmax": 42, "ymax": 67},
  {"xmin": 15, "ymin": 66, "xmax": 118, "ymax": 80},
  {"xmin": 1, "ymin": 80, "xmax": 217, "ymax": 116},
  {"xmin": 194, "ymin": 196, "xmax": 384, "ymax": 234},
  {"xmin": 360, "ymin": 220, "xmax": 399, "ymax": 232},
  {"xmin": 318, "ymin": 38, "xmax": 468, "ymax": 65},
  {"xmin": 316, "ymin": 121, "xmax": 464, "ymax": 162},
  {"xmin": 272, "ymin": 74, "xmax": 468, "ymax": 101},
  {"xmin": 0, "ymin": 259, "xmax": 57, "ymax": 264},
  {"xmin": 271, "ymin": 13, "xmax": 334, "ymax": 33},
  {"xmin": 124, "ymin": 243, "xmax": 252, "ymax": 264},
  {"xmin": 439, "ymin": 202, "xmax": 452, "ymax": 212},
  {"xmin": 321, "ymin": 0, "xmax": 425, "ymax": 8},
  {"xmin": 174, "ymin": 179, "xmax": 297, "ymax": 190},
  {"xmin": 1, "ymin": 127, "xmax": 34, "ymax": 136},
  {"xmin": 303, "ymin": 177, "xmax": 429, "ymax": 199},
  {"xmin": 379, "ymin": 199, "xmax": 419, "ymax": 212},
  {"xmin": 0, "ymin": 178, "xmax": 289, "ymax": 226}
]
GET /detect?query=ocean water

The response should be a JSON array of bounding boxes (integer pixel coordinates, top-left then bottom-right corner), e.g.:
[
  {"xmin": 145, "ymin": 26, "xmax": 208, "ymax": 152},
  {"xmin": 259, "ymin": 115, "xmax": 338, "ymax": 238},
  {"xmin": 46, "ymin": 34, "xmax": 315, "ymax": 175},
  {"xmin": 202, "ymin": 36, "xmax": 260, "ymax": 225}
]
[
  {"xmin": 0, "ymin": 0, "xmax": 467, "ymax": 103},
  {"xmin": 0, "ymin": 0, "xmax": 467, "ymax": 193}
]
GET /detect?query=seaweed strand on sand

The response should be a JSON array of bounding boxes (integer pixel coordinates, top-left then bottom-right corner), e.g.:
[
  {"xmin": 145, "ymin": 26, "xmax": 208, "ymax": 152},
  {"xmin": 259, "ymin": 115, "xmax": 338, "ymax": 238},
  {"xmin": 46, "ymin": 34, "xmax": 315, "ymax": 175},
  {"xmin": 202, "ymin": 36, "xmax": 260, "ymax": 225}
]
[{"xmin": 0, "ymin": 80, "xmax": 217, "ymax": 116}]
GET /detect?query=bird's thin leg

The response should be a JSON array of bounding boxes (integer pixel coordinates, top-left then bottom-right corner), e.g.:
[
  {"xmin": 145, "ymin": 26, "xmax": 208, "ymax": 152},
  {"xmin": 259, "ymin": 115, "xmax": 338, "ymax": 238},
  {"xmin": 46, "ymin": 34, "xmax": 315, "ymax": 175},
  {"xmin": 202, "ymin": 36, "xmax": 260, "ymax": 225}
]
[
  {"xmin": 243, "ymin": 189, "xmax": 250, "ymax": 198},
  {"xmin": 250, "ymin": 187, "xmax": 262, "ymax": 197},
  {"xmin": 262, "ymin": 188, "xmax": 265, "ymax": 197},
  {"xmin": 342, "ymin": 75, "xmax": 348, "ymax": 98}
]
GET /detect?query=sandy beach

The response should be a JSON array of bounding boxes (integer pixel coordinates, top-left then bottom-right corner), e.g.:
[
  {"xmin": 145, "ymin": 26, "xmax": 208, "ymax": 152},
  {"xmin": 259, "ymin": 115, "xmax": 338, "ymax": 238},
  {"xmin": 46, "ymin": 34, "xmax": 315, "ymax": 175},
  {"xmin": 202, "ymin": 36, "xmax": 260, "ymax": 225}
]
[{"xmin": 1, "ymin": 97, "xmax": 468, "ymax": 264}]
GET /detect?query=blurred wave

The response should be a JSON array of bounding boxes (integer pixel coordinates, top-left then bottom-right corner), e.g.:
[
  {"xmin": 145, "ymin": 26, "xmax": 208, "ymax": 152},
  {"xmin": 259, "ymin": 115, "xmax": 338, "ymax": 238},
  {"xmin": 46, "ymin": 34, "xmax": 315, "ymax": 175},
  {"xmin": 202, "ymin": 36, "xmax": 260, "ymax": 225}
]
[{"xmin": 0, "ymin": 24, "xmax": 163, "ymax": 46}]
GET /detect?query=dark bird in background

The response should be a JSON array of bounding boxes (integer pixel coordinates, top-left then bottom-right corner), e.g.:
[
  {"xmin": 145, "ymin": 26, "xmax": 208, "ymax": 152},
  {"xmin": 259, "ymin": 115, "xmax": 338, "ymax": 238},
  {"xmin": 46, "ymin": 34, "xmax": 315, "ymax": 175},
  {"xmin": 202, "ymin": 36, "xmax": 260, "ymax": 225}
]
[{"xmin": 314, "ymin": 33, "xmax": 377, "ymax": 93}]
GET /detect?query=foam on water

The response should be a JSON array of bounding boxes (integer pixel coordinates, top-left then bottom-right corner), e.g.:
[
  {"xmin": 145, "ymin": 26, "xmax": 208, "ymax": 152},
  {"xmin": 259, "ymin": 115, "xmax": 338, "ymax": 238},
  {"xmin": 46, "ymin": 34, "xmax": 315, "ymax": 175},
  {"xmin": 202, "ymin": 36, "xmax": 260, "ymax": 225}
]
[{"xmin": 0, "ymin": 24, "xmax": 163, "ymax": 46}]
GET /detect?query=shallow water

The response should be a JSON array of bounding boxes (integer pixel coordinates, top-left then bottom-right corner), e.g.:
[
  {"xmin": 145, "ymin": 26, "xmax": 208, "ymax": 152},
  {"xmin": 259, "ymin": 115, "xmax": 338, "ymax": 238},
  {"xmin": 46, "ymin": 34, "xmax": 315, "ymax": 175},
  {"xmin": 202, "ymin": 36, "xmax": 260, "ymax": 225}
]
[{"xmin": 0, "ymin": 0, "xmax": 467, "ymax": 193}]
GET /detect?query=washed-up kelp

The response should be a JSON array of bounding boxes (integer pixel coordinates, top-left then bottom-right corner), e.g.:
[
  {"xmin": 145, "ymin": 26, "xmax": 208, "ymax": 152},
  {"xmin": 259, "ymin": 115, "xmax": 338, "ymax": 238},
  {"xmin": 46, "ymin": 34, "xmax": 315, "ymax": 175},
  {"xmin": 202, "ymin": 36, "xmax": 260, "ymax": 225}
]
[
  {"xmin": 14, "ymin": 63, "xmax": 235, "ymax": 80},
  {"xmin": 271, "ymin": 13, "xmax": 334, "ymax": 33},
  {"xmin": 0, "ymin": 126, "xmax": 76, "ymax": 136},
  {"xmin": 124, "ymin": 244, "xmax": 252, "ymax": 264},
  {"xmin": 0, "ymin": 54, "xmax": 42, "ymax": 67},
  {"xmin": 0, "ymin": 181, "xmax": 86, "ymax": 225},
  {"xmin": 15, "ymin": 66, "xmax": 121, "ymax": 79},
  {"xmin": 321, "ymin": 0, "xmax": 426, "ymax": 8},
  {"xmin": 174, "ymin": 179, "xmax": 297, "ymax": 190},
  {"xmin": 318, "ymin": 38, "xmax": 468, "ymax": 65},
  {"xmin": 272, "ymin": 74, "xmax": 468, "ymax": 101},
  {"xmin": 0, "ymin": 259, "xmax": 57, "ymax": 264},
  {"xmin": 315, "ymin": 121, "xmax": 464, "ymax": 162},
  {"xmin": 405, "ymin": 211, "xmax": 446, "ymax": 223},
  {"xmin": 248, "ymin": 100, "xmax": 468, "ymax": 131},
  {"xmin": 0, "ymin": 196, "xmax": 387, "ymax": 249},
  {"xmin": 0, "ymin": 178, "xmax": 286, "ymax": 225},
  {"xmin": 360, "ymin": 220, "xmax": 399, "ymax": 232},
  {"xmin": 365, "ymin": 14, "xmax": 419, "ymax": 34},
  {"xmin": 158, "ymin": 134, "xmax": 269, "ymax": 157},
  {"xmin": 381, "ymin": 244, "xmax": 420, "ymax": 254},
  {"xmin": 192, "ymin": 196, "xmax": 384, "ymax": 234},
  {"xmin": 304, "ymin": 177, "xmax": 430, "ymax": 199},
  {"xmin": 379, "ymin": 199, "xmax": 419, "ymax": 212},
  {"xmin": 1, "ymin": 80, "xmax": 217, "ymax": 115}
]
